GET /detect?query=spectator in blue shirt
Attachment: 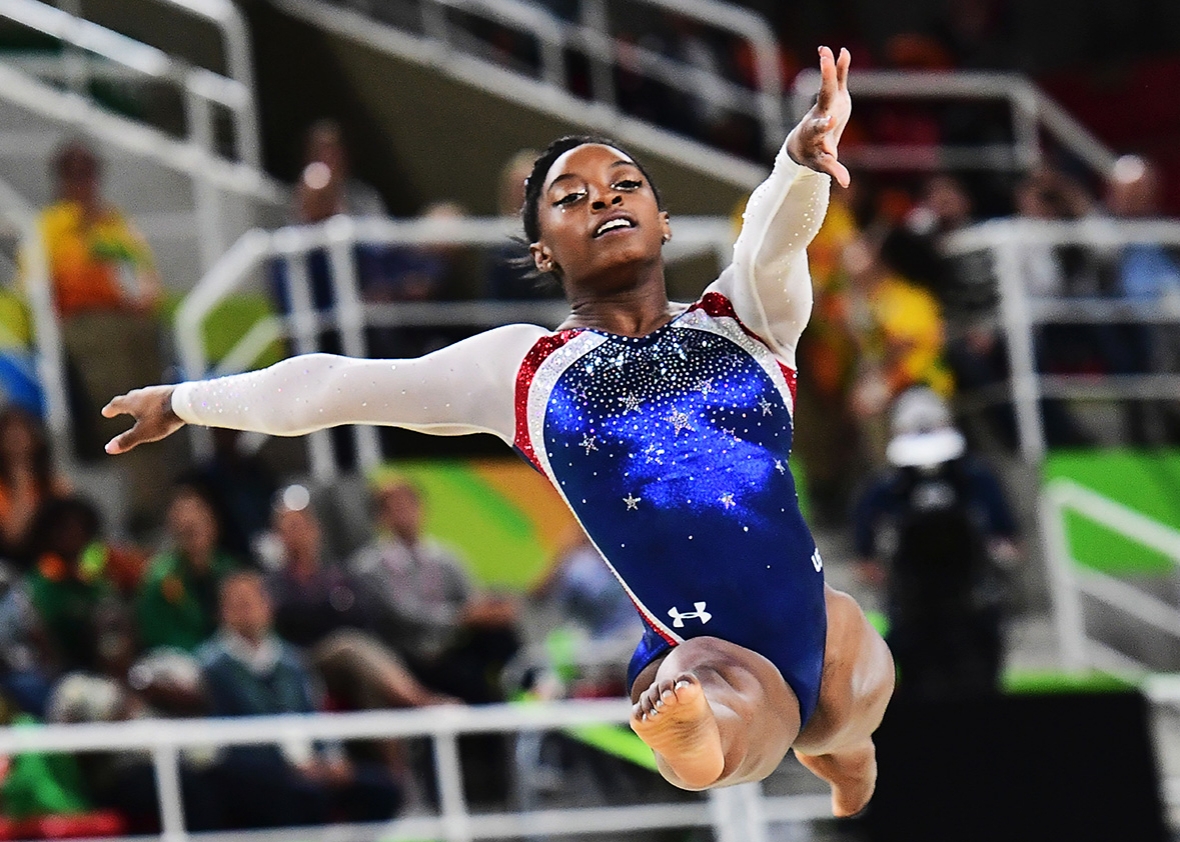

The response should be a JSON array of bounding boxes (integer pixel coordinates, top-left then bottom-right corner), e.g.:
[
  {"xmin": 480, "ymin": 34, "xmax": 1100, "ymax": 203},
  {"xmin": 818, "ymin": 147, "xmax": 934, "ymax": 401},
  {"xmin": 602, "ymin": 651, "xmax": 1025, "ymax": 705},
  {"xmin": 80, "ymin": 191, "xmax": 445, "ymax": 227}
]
[{"xmin": 198, "ymin": 571, "xmax": 401, "ymax": 828}]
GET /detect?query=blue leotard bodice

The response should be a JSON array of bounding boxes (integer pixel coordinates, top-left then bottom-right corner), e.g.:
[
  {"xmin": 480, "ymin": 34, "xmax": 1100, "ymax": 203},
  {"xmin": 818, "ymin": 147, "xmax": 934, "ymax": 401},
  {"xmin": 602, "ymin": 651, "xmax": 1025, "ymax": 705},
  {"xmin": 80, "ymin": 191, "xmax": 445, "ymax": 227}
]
[{"xmin": 515, "ymin": 293, "xmax": 826, "ymax": 724}]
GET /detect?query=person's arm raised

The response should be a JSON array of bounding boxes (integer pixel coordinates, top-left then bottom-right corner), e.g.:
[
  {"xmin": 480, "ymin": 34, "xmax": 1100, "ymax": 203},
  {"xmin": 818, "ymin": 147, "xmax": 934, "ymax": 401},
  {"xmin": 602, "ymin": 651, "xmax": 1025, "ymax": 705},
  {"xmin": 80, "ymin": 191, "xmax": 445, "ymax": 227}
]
[
  {"xmin": 717, "ymin": 46, "xmax": 851, "ymax": 364},
  {"xmin": 102, "ymin": 323, "xmax": 546, "ymax": 454}
]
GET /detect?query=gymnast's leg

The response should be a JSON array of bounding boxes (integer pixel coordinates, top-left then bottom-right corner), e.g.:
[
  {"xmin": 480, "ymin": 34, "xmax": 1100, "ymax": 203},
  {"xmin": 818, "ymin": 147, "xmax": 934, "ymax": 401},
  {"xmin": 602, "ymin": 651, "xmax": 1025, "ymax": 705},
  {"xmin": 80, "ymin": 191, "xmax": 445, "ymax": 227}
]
[
  {"xmin": 793, "ymin": 586, "xmax": 895, "ymax": 817},
  {"xmin": 629, "ymin": 636, "xmax": 802, "ymax": 791}
]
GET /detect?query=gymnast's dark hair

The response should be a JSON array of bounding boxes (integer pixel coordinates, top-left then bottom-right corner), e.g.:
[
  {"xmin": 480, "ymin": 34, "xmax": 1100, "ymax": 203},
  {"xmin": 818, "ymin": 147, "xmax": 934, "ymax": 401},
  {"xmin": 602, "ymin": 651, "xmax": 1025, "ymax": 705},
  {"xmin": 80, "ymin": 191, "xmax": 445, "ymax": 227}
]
[{"xmin": 520, "ymin": 135, "xmax": 664, "ymax": 244}]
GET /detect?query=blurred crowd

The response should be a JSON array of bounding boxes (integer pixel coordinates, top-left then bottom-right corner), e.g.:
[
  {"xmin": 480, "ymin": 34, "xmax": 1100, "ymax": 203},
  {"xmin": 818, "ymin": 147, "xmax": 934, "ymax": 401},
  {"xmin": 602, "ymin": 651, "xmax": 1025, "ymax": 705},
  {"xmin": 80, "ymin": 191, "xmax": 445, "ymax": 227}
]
[
  {"xmin": 0, "ymin": 405, "xmax": 554, "ymax": 830},
  {"xmin": 792, "ymin": 154, "xmax": 1180, "ymax": 523},
  {"xmin": 0, "ymin": 10, "xmax": 1177, "ymax": 827}
]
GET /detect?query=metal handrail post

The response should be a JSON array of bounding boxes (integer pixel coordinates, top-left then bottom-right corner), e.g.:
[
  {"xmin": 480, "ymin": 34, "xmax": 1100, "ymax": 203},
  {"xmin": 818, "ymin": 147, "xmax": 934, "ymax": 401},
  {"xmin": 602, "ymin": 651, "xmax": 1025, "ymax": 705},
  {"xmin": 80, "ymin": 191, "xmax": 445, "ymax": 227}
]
[
  {"xmin": 993, "ymin": 236, "xmax": 1046, "ymax": 463},
  {"xmin": 435, "ymin": 729, "xmax": 473, "ymax": 842},
  {"xmin": 325, "ymin": 215, "xmax": 382, "ymax": 470},
  {"xmin": 708, "ymin": 782, "xmax": 770, "ymax": 842},
  {"xmin": 276, "ymin": 236, "xmax": 337, "ymax": 483},
  {"xmin": 152, "ymin": 742, "xmax": 189, "ymax": 842},
  {"xmin": 1040, "ymin": 483, "xmax": 1090, "ymax": 671},
  {"xmin": 183, "ymin": 84, "xmax": 226, "ymax": 272},
  {"xmin": 1010, "ymin": 81, "xmax": 1041, "ymax": 171},
  {"xmin": 579, "ymin": 0, "xmax": 615, "ymax": 109},
  {"xmin": 211, "ymin": 0, "xmax": 262, "ymax": 167},
  {"xmin": 20, "ymin": 219, "xmax": 74, "ymax": 470}
]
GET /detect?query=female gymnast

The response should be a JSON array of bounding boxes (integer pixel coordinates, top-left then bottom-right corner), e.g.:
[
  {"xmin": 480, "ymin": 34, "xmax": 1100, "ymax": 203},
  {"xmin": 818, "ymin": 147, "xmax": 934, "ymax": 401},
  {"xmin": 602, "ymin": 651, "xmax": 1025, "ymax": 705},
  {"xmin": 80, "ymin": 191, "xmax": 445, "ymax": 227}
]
[{"xmin": 103, "ymin": 46, "xmax": 893, "ymax": 816}]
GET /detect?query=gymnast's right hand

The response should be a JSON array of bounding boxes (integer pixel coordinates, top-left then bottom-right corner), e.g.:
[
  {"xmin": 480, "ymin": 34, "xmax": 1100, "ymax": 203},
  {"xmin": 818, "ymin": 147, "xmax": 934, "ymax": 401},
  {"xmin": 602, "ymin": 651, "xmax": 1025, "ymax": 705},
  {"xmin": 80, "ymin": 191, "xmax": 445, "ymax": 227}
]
[{"xmin": 102, "ymin": 385, "xmax": 185, "ymax": 454}]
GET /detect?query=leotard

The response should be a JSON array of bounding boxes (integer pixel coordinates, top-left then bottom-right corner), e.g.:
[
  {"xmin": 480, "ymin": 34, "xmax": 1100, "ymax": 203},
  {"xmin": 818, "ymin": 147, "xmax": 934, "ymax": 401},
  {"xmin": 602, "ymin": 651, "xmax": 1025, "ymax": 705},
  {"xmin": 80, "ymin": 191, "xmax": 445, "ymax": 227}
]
[{"xmin": 171, "ymin": 146, "xmax": 831, "ymax": 724}]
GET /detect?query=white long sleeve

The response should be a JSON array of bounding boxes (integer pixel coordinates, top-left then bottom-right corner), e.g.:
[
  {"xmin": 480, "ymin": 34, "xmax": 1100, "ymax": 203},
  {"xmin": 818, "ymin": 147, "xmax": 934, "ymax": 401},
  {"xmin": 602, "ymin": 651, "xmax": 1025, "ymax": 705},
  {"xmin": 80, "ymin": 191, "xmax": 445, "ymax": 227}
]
[
  {"xmin": 705, "ymin": 144, "xmax": 830, "ymax": 367},
  {"xmin": 171, "ymin": 323, "xmax": 546, "ymax": 443}
]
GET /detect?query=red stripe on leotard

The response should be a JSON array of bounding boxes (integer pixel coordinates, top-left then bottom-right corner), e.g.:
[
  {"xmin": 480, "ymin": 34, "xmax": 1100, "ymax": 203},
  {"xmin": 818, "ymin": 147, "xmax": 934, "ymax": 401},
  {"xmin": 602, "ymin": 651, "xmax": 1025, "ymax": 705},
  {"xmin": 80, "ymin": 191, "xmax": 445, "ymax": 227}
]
[{"xmin": 513, "ymin": 329, "xmax": 582, "ymax": 472}]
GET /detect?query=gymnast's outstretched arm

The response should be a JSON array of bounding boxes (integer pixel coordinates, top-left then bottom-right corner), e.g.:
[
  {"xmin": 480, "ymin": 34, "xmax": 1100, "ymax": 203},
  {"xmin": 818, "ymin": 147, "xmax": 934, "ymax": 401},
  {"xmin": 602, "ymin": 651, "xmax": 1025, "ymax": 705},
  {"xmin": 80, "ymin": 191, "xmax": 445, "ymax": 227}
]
[
  {"xmin": 709, "ymin": 46, "xmax": 850, "ymax": 367},
  {"xmin": 102, "ymin": 322, "xmax": 546, "ymax": 453}
]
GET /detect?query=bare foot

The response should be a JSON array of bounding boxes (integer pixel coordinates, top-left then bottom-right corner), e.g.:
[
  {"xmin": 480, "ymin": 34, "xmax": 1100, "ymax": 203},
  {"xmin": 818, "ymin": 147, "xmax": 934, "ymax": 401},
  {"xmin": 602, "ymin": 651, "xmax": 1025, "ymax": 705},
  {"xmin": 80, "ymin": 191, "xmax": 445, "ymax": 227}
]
[
  {"xmin": 630, "ymin": 674, "xmax": 724, "ymax": 789},
  {"xmin": 794, "ymin": 742, "xmax": 877, "ymax": 817}
]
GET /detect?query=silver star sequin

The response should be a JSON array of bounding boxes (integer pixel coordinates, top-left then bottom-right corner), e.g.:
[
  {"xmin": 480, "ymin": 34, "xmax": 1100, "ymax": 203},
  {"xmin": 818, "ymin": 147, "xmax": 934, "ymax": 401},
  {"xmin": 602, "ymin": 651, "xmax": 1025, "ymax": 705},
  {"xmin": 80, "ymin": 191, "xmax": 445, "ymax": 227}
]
[
  {"xmin": 618, "ymin": 393, "xmax": 642, "ymax": 415},
  {"xmin": 623, "ymin": 493, "xmax": 641, "ymax": 511},
  {"xmin": 580, "ymin": 434, "xmax": 599, "ymax": 454},
  {"xmin": 774, "ymin": 459, "xmax": 786, "ymax": 474},
  {"xmin": 720, "ymin": 492, "xmax": 736, "ymax": 509},
  {"xmin": 665, "ymin": 409, "xmax": 694, "ymax": 436},
  {"xmin": 759, "ymin": 398, "xmax": 774, "ymax": 416},
  {"xmin": 696, "ymin": 377, "xmax": 714, "ymax": 396}
]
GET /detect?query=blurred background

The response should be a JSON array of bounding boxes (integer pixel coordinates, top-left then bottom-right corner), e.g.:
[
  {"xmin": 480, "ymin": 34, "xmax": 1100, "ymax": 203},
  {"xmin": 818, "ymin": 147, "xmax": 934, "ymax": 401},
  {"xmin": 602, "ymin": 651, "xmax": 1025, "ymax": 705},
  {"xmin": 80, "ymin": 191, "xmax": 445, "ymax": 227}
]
[{"xmin": 0, "ymin": 0, "xmax": 1176, "ymax": 840}]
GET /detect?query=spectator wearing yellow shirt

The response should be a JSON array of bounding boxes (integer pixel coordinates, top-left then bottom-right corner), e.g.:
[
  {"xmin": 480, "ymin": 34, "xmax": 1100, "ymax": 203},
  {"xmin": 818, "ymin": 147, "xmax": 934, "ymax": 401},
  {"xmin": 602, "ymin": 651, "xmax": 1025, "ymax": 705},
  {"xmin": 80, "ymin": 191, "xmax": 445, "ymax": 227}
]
[
  {"xmin": 23, "ymin": 142, "xmax": 176, "ymax": 523},
  {"xmin": 844, "ymin": 233, "xmax": 954, "ymax": 465},
  {"xmin": 35, "ymin": 141, "xmax": 161, "ymax": 319}
]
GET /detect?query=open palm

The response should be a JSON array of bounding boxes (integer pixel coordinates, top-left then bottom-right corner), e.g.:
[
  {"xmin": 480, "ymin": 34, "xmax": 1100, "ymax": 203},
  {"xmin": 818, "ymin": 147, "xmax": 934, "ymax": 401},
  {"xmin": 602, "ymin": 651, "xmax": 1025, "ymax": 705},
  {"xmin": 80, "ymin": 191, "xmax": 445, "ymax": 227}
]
[{"xmin": 787, "ymin": 46, "xmax": 852, "ymax": 188}]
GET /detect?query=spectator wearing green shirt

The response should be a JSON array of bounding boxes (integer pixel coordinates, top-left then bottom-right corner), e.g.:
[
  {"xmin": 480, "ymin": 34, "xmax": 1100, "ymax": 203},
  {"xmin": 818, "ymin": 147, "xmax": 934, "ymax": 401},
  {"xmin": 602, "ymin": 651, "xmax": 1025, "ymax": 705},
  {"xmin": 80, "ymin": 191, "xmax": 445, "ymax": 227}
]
[
  {"xmin": 137, "ymin": 484, "xmax": 241, "ymax": 653},
  {"xmin": 26, "ymin": 496, "xmax": 144, "ymax": 675}
]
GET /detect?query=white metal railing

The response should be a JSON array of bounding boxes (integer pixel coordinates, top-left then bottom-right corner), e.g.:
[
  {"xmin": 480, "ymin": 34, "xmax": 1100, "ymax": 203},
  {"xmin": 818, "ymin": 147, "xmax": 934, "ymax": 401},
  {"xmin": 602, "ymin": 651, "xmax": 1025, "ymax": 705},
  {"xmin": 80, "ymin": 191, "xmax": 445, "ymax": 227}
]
[
  {"xmin": 322, "ymin": 0, "xmax": 783, "ymax": 151},
  {"xmin": 282, "ymin": 0, "xmax": 1117, "ymax": 191},
  {"xmin": 791, "ymin": 69, "xmax": 1116, "ymax": 178},
  {"xmin": 137, "ymin": 0, "xmax": 262, "ymax": 167},
  {"xmin": 0, "ymin": 0, "xmax": 260, "ymax": 172},
  {"xmin": 272, "ymin": 0, "xmax": 770, "ymax": 190},
  {"xmin": 940, "ymin": 218, "xmax": 1180, "ymax": 463},
  {"xmin": 1041, "ymin": 478, "xmax": 1180, "ymax": 677},
  {"xmin": 0, "ymin": 177, "xmax": 71, "ymax": 472},
  {"xmin": 0, "ymin": 0, "xmax": 285, "ymax": 271},
  {"xmin": 0, "ymin": 700, "xmax": 832, "ymax": 842},
  {"xmin": 173, "ymin": 213, "xmax": 735, "ymax": 480}
]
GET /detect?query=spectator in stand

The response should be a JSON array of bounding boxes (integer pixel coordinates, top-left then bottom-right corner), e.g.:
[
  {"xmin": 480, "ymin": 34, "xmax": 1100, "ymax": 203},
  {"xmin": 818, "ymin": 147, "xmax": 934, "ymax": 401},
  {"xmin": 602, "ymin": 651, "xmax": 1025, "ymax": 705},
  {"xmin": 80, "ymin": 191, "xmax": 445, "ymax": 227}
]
[
  {"xmin": 274, "ymin": 119, "xmax": 386, "ymax": 316},
  {"xmin": 198, "ymin": 571, "xmax": 402, "ymax": 827},
  {"xmin": 267, "ymin": 486, "xmax": 454, "ymax": 710},
  {"xmin": 531, "ymin": 531, "xmax": 643, "ymax": 645},
  {"xmin": 28, "ymin": 141, "xmax": 171, "ymax": 524},
  {"xmin": 25, "ymin": 496, "xmax": 144, "ymax": 675},
  {"xmin": 136, "ymin": 484, "xmax": 242, "ymax": 654},
  {"xmin": 266, "ymin": 488, "xmax": 369, "ymax": 649},
  {"xmin": 0, "ymin": 559, "xmax": 52, "ymax": 716},
  {"xmin": 350, "ymin": 475, "xmax": 521, "ymax": 705},
  {"xmin": 842, "ymin": 232, "xmax": 954, "ymax": 466},
  {"xmin": 1103, "ymin": 154, "xmax": 1180, "ymax": 444},
  {"xmin": 931, "ymin": 0, "xmax": 1015, "ymax": 70},
  {"xmin": 299, "ymin": 119, "xmax": 386, "ymax": 219},
  {"xmin": 44, "ymin": 672, "xmax": 224, "ymax": 832},
  {"xmin": 486, "ymin": 148, "xmax": 561, "ymax": 301},
  {"xmin": 0, "ymin": 407, "xmax": 71, "ymax": 569},
  {"xmin": 30, "ymin": 140, "xmax": 161, "ymax": 321},
  {"xmin": 361, "ymin": 201, "xmax": 471, "ymax": 360},
  {"xmin": 896, "ymin": 174, "xmax": 985, "ymax": 301},
  {"xmin": 181, "ymin": 428, "xmax": 279, "ymax": 564},
  {"xmin": 1006, "ymin": 167, "xmax": 1098, "ymax": 447}
]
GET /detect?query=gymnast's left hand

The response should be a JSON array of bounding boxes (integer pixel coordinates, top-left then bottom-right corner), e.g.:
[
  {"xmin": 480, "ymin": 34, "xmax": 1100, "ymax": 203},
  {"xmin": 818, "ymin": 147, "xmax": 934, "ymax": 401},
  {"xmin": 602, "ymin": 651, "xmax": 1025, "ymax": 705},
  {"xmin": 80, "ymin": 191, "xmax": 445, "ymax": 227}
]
[
  {"xmin": 787, "ymin": 45, "xmax": 852, "ymax": 188},
  {"xmin": 101, "ymin": 384, "xmax": 185, "ymax": 454}
]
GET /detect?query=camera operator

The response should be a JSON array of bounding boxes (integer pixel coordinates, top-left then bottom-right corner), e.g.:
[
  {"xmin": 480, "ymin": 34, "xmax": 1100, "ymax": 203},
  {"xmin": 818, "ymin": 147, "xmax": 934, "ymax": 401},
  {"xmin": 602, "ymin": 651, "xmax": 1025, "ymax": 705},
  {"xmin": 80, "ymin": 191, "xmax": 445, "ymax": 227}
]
[{"xmin": 853, "ymin": 387, "xmax": 1020, "ymax": 700}]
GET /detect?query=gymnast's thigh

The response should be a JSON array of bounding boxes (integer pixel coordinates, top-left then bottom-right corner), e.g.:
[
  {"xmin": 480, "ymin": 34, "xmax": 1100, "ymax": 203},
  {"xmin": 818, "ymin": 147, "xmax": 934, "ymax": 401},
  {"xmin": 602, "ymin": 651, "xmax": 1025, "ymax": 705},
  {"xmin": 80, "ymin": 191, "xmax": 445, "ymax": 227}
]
[{"xmin": 794, "ymin": 585, "xmax": 895, "ymax": 755}]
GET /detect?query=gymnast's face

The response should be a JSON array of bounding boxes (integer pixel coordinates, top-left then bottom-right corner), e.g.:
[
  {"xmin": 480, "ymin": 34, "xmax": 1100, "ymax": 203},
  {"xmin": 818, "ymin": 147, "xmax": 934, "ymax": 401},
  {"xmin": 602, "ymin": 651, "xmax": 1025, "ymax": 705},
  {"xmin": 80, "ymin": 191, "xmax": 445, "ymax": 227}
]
[{"xmin": 530, "ymin": 143, "xmax": 670, "ymax": 291}]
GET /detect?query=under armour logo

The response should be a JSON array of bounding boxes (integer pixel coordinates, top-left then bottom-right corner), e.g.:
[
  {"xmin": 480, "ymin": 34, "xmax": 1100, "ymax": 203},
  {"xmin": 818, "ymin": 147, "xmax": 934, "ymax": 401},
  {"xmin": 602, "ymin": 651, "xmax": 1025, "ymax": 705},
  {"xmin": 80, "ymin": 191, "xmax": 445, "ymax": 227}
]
[
  {"xmin": 811, "ymin": 549, "xmax": 823, "ymax": 572},
  {"xmin": 668, "ymin": 602, "xmax": 712, "ymax": 628}
]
